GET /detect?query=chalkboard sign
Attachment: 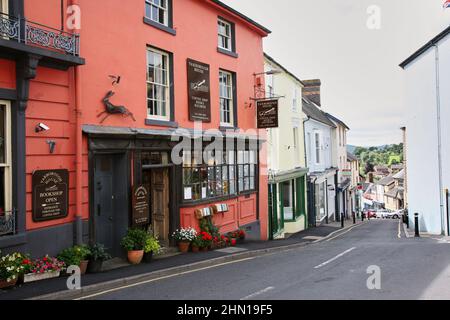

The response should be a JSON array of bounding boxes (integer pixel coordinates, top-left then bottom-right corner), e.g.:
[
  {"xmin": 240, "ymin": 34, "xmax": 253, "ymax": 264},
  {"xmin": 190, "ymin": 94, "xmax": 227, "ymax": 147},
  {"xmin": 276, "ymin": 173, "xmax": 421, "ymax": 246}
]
[
  {"xmin": 132, "ymin": 185, "xmax": 150, "ymax": 226},
  {"xmin": 187, "ymin": 59, "xmax": 211, "ymax": 122},
  {"xmin": 32, "ymin": 169, "xmax": 69, "ymax": 222}
]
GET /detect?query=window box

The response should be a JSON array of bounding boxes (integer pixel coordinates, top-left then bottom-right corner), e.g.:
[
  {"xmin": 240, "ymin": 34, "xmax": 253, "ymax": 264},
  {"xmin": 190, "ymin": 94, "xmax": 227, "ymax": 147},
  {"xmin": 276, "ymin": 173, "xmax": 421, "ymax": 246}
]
[{"xmin": 23, "ymin": 271, "xmax": 60, "ymax": 284}]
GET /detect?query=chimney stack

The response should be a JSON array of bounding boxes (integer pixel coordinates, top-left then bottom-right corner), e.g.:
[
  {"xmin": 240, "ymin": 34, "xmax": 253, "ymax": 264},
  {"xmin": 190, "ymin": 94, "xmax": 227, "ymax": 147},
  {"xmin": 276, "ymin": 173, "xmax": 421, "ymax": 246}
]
[{"xmin": 302, "ymin": 79, "xmax": 321, "ymax": 107}]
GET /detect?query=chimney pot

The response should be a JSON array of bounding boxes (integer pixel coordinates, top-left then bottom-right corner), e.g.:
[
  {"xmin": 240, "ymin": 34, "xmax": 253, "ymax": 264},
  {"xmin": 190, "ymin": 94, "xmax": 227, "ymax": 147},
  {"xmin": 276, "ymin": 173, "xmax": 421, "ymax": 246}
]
[{"xmin": 302, "ymin": 79, "xmax": 322, "ymax": 107}]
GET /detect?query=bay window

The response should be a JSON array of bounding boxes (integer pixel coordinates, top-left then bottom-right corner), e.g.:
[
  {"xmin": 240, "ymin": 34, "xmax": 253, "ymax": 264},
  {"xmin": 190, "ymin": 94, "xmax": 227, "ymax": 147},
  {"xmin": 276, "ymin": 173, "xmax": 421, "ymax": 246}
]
[{"xmin": 147, "ymin": 47, "xmax": 170, "ymax": 120}]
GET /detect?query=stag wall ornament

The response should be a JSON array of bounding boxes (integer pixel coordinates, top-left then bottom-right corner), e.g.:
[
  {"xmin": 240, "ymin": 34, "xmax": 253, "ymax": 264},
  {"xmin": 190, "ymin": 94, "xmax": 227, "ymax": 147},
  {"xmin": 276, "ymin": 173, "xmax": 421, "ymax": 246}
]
[{"xmin": 97, "ymin": 76, "xmax": 136, "ymax": 124}]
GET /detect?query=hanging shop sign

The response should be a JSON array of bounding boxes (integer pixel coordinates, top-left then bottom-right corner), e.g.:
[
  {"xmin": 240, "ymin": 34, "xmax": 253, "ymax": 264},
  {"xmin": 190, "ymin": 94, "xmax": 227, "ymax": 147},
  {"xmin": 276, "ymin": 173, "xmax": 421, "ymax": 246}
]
[
  {"xmin": 32, "ymin": 169, "xmax": 69, "ymax": 222},
  {"xmin": 187, "ymin": 59, "xmax": 211, "ymax": 122},
  {"xmin": 257, "ymin": 99, "xmax": 279, "ymax": 129},
  {"xmin": 132, "ymin": 185, "xmax": 150, "ymax": 226}
]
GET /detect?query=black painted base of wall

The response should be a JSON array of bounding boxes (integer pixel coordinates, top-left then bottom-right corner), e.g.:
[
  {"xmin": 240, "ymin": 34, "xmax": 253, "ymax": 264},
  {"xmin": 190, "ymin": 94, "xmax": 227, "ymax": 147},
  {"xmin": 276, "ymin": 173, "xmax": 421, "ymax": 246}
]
[
  {"xmin": 241, "ymin": 220, "xmax": 261, "ymax": 241},
  {"xmin": 0, "ymin": 221, "xmax": 89, "ymax": 258}
]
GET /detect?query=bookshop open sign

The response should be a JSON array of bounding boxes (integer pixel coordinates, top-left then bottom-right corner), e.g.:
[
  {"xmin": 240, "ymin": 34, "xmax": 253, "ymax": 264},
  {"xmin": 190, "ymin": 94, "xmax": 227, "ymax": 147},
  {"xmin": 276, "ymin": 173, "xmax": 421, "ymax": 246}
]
[{"xmin": 257, "ymin": 99, "xmax": 279, "ymax": 128}]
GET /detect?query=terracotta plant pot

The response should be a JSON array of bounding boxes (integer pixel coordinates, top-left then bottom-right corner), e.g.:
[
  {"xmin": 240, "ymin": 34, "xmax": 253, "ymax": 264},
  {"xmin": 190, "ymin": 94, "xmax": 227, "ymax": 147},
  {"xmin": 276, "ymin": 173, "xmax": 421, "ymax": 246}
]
[
  {"xmin": 0, "ymin": 277, "xmax": 18, "ymax": 290},
  {"xmin": 79, "ymin": 260, "xmax": 89, "ymax": 275},
  {"xmin": 127, "ymin": 250, "xmax": 144, "ymax": 265},
  {"xmin": 143, "ymin": 251, "xmax": 154, "ymax": 263},
  {"xmin": 192, "ymin": 246, "xmax": 200, "ymax": 253},
  {"xmin": 177, "ymin": 241, "xmax": 190, "ymax": 253},
  {"xmin": 87, "ymin": 260, "xmax": 103, "ymax": 274},
  {"xmin": 200, "ymin": 247, "xmax": 208, "ymax": 252}
]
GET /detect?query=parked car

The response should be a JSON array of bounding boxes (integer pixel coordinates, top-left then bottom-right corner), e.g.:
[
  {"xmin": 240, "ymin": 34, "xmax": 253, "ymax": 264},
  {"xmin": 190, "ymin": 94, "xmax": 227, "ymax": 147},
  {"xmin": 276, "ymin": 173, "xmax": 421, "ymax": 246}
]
[
  {"xmin": 363, "ymin": 209, "xmax": 377, "ymax": 219},
  {"xmin": 382, "ymin": 210, "xmax": 404, "ymax": 220},
  {"xmin": 376, "ymin": 210, "xmax": 391, "ymax": 219}
]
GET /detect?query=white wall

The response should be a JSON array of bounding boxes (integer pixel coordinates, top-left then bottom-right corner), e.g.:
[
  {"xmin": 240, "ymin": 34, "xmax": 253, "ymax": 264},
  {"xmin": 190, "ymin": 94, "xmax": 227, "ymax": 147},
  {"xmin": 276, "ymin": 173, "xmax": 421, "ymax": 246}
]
[
  {"xmin": 304, "ymin": 119, "xmax": 333, "ymax": 173},
  {"xmin": 404, "ymin": 44, "xmax": 443, "ymax": 235}
]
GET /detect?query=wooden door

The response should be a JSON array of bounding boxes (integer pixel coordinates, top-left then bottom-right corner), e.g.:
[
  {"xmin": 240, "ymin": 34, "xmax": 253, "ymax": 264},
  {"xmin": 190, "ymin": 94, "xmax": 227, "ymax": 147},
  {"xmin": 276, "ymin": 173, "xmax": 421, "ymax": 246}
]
[{"xmin": 151, "ymin": 168, "xmax": 170, "ymax": 247}]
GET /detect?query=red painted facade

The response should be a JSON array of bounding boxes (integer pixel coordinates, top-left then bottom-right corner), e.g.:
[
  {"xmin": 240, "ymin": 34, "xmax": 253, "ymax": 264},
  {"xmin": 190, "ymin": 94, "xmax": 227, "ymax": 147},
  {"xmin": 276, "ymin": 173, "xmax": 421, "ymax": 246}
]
[{"xmin": 0, "ymin": 0, "xmax": 270, "ymax": 256}]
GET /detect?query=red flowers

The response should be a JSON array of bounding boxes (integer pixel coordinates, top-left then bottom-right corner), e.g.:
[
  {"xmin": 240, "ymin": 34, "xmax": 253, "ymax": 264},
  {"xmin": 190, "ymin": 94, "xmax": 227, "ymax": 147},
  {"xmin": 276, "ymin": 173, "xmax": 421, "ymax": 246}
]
[
  {"xmin": 200, "ymin": 231, "xmax": 213, "ymax": 241},
  {"xmin": 231, "ymin": 239, "xmax": 237, "ymax": 246}
]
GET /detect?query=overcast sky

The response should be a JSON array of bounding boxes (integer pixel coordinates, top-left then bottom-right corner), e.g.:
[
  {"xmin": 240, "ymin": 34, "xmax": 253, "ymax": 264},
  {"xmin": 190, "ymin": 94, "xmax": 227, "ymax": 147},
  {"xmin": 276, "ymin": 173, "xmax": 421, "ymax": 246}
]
[{"xmin": 222, "ymin": 0, "xmax": 450, "ymax": 146}]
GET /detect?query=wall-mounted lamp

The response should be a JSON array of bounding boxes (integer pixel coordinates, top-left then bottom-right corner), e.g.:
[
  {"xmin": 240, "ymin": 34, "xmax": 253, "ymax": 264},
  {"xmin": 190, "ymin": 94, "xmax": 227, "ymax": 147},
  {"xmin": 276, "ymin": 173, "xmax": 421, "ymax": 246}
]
[
  {"xmin": 47, "ymin": 140, "xmax": 56, "ymax": 154},
  {"xmin": 35, "ymin": 123, "xmax": 50, "ymax": 133},
  {"xmin": 252, "ymin": 69, "xmax": 284, "ymax": 101}
]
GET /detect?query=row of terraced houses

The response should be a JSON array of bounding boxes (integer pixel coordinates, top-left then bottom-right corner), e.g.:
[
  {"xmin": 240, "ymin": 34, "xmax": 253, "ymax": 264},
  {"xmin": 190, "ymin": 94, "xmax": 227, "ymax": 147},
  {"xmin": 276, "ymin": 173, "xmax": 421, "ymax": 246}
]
[{"xmin": 0, "ymin": 0, "xmax": 359, "ymax": 257}]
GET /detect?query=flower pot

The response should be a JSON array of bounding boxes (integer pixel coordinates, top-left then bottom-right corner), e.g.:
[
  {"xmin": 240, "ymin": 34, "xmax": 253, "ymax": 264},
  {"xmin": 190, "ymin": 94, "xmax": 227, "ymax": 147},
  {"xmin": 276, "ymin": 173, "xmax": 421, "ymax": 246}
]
[
  {"xmin": 192, "ymin": 246, "xmax": 200, "ymax": 253},
  {"xmin": 87, "ymin": 260, "xmax": 103, "ymax": 274},
  {"xmin": 24, "ymin": 271, "xmax": 60, "ymax": 283},
  {"xmin": 79, "ymin": 260, "xmax": 89, "ymax": 275},
  {"xmin": 127, "ymin": 250, "xmax": 144, "ymax": 265},
  {"xmin": 143, "ymin": 251, "xmax": 154, "ymax": 263},
  {"xmin": 200, "ymin": 247, "xmax": 208, "ymax": 252},
  {"xmin": 0, "ymin": 277, "xmax": 18, "ymax": 290},
  {"xmin": 177, "ymin": 241, "xmax": 190, "ymax": 253}
]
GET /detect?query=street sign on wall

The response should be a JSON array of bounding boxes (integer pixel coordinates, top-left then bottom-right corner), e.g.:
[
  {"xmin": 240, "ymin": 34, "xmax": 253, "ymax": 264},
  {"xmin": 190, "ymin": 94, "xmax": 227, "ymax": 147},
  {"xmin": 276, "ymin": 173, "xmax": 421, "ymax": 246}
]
[
  {"xmin": 187, "ymin": 59, "xmax": 211, "ymax": 122},
  {"xmin": 32, "ymin": 169, "xmax": 69, "ymax": 222},
  {"xmin": 257, "ymin": 99, "xmax": 279, "ymax": 129}
]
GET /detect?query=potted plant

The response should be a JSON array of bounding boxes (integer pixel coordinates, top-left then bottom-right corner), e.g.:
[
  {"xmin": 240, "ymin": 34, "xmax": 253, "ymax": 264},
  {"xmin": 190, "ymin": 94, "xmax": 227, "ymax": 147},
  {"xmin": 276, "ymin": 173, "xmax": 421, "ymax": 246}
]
[
  {"xmin": 121, "ymin": 228, "xmax": 148, "ymax": 265},
  {"xmin": 87, "ymin": 244, "xmax": 111, "ymax": 274},
  {"xmin": 22, "ymin": 256, "xmax": 65, "ymax": 283},
  {"xmin": 172, "ymin": 228, "xmax": 197, "ymax": 253},
  {"xmin": 191, "ymin": 236, "xmax": 203, "ymax": 253},
  {"xmin": 199, "ymin": 231, "xmax": 213, "ymax": 252},
  {"xmin": 57, "ymin": 245, "xmax": 91, "ymax": 275},
  {"xmin": 143, "ymin": 234, "xmax": 161, "ymax": 263},
  {"xmin": 0, "ymin": 252, "xmax": 28, "ymax": 289}
]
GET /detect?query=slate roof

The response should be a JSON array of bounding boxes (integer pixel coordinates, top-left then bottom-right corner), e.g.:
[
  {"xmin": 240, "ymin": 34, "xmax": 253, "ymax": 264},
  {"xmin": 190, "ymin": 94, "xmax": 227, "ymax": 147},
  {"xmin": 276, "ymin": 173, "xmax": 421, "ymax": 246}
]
[
  {"xmin": 393, "ymin": 169, "xmax": 405, "ymax": 180},
  {"xmin": 302, "ymin": 97, "xmax": 336, "ymax": 128},
  {"xmin": 325, "ymin": 113, "xmax": 350, "ymax": 130},
  {"xmin": 385, "ymin": 187, "xmax": 404, "ymax": 200},
  {"xmin": 347, "ymin": 152, "xmax": 358, "ymax": 162},
  {"xmin": 378, "ymin": 175, "xmax": 395, "ymax": 186}
]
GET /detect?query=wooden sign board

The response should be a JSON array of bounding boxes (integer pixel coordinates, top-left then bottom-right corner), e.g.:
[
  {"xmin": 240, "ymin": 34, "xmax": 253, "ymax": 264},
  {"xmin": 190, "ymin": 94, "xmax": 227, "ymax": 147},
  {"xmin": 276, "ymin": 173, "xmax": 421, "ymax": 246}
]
[
  {"xmin": 257, "ymin": 99, "xmax": 279, "ymax": 129},
  {"xmin": 187, "ymin": 59, "xmax": 211, "ymax": 122},
  {"xmin": 32, "ymin": 169, "xmax": 69, "ymax": 222}
]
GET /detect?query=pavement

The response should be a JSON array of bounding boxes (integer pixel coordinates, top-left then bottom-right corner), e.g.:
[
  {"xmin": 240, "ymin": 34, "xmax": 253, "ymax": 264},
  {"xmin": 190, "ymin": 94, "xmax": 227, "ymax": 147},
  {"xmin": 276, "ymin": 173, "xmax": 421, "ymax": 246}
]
[
  {"xmin": 0, "ymin": 219, "xmax": 360, "ymax": 300},
  {"xmin": 76, "ymin": 219, "xmax": 450, "ymax": 300}
]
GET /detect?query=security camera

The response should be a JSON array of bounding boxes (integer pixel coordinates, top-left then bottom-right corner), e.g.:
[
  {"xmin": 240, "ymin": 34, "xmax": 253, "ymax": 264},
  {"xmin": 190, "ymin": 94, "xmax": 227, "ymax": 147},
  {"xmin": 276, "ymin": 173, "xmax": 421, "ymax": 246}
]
[{"xmin": 35, "ymin": 123, "xmax": 50, "ymax": 133}]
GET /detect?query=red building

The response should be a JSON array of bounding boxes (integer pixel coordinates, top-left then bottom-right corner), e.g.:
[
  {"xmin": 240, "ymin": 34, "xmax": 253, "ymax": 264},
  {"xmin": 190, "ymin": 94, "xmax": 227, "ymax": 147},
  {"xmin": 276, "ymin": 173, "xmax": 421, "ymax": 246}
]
[{"xmin": 0, "ymin": 0, "xmax": 270, "ymax": 257}]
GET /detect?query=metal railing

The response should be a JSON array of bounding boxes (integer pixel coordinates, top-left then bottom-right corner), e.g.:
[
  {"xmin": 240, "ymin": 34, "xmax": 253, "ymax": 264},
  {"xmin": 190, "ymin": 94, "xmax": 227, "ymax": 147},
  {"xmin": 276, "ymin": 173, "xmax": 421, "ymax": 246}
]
[
  {"xmin": 0, "ymin": 209, "xmax": 16, "ymax": 237},
  {"xmin": 0, "ymin": 13, "xmax": 79, "ymax": 56}
]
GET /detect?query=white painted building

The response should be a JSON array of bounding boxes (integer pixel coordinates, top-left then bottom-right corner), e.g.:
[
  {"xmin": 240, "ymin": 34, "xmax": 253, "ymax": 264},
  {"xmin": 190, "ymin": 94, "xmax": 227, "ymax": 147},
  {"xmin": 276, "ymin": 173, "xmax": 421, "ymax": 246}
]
[
  {"xmin": 264, "ymin": 54, "xmax": 309, "ymax": 239},
  {"xmin": 302, "ymin": 80, "xmax": 338, "ymax": 225},
  {"xmin": 400, "ymin": 26, "xmax": 450, "ymax": 235}
]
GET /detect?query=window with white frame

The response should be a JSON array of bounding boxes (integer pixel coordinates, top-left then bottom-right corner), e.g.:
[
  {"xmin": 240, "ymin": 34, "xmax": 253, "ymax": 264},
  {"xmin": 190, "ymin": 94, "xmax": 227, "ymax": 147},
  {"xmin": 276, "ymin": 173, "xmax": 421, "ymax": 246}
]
[
  {"xmin": 0, "ymin": 102, "xmax": 11, "ymax": 219},
  {"xmin": 147, "ymin": 48, "xmax": 170, "ymax": 120},
  {"xmin": 145, "ymin": 0, "xmax": 169, "ymax": 26},
  {"xmin": 218, "ymin": 18, "xmax": 233, "ymax": 52},
  {"xmin": 219, "ymin": 70, "xmax": 234, "ymax": 126},
  {"xmin": 315, "ymin": 132, "xmax": 321, "ymax": 165},
  {"xmin": 293, "ymin": 127, "xmax": 299, "ymax": 165}
]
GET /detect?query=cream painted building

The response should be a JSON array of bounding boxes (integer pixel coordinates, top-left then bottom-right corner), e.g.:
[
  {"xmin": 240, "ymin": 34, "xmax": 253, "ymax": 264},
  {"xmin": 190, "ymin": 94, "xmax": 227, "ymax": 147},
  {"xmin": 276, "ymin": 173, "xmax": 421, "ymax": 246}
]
[{"xmin": 264, "ymin": 54, "xmax": 308, "ymax": 239}]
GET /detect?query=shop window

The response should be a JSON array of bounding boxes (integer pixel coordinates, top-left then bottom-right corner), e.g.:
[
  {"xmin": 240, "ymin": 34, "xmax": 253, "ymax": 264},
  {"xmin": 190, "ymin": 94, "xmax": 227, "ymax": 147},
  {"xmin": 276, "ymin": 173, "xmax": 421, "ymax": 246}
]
[
  {"xmin": 315, "ymin": 182, "xmax": 326, "ymax": 221},
  {"xmin": 282, "ymin": 180, "xmax": 294, "ymax": 221},
  {"xmin": 147, "ymin": 47, "xmax": 172, "ymax": 121},
  {"xmin": 142, "ymin": 152, "xmax": 169, "ymax": 166},
  {"xmin": 237, "ymin": 150, "xmax": 257, "ymax": 193},
  {"xmin": 145, "ymin": 0, "xmax": 169, "ymax": 26},
  {"xmin": 0, "ymin": 102, "xmax": 11, "ymax": 221},
  {"xmin": 182, "ymin": 148, "xmax": 255, "ymax": 202}
]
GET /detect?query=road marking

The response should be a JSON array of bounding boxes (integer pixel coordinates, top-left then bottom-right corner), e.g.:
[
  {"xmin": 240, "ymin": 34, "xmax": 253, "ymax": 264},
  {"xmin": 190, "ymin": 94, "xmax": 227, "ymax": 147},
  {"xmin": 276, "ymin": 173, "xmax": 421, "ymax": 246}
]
[
  {"xmin": 314, "ymin": 247, "xmax": 357, "ymax": 269},
  {"xmin": 325, "ymin": 224, "xmax": 363, "ymax": 242},
  {"xmin": 75, "ymin": 257, "xmax": 255, "ymax": 300},
  {"xmin": 240, "ymin": 287, "xmax": 275, "ymax": 300}
]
